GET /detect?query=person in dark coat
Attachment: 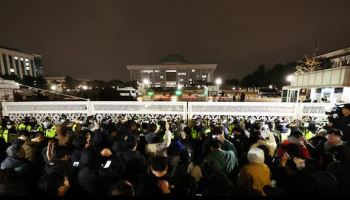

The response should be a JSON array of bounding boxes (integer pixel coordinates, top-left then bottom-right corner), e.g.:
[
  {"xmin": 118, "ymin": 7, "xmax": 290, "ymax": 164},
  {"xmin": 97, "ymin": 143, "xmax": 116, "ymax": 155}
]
[
  {"xmin": 44, "ymin": 145, "xmax": 73, "ymax": 177},
  {"xmin": 78, "ymin": 148, "xmax": 102, "ymax": 196},
  {"xmin": 1, "ymin": 140, "xmax": 29, "ymax": 174},
  {"xmin": 38, "ymin": 172, "xmax": 70, "ymax": 196},
  {"xmin": 199, "ymin": 160, "xmax": 235, "ymax": 196},
  {"xmin": 137, "ymin": 156, "xmax": 173, "ymax": 196},
  {"xmin": 120, "ymin": 135, "xmax": 147, "ymax": 187}
]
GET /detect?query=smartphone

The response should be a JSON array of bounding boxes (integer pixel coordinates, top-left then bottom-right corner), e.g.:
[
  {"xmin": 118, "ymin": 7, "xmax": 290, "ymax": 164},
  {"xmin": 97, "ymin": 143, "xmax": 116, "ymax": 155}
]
[
  {"xmin": 104, "ymin": 160, "xmax": 112, "ymax": 168},
  {"xmin": 73, "ymin": 162, "xmax": 79, "ymax": 167}
]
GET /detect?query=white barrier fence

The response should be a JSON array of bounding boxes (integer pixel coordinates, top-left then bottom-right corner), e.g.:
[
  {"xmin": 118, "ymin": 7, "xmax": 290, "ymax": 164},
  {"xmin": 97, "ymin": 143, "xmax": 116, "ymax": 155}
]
[
  {"xmin": 188, "ymin": 102, "xmax": 333, "ymax": 123},
  {"xmin": 1, "ymin": 101, "xmax": 333, "ymax": 124}
]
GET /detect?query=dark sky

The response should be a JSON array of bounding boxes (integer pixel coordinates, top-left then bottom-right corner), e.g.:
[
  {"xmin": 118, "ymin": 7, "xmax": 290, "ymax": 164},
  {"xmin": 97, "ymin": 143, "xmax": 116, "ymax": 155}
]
[{"xmin": 1, "ymin": 0, "xmax": 350, "ymax": 81}]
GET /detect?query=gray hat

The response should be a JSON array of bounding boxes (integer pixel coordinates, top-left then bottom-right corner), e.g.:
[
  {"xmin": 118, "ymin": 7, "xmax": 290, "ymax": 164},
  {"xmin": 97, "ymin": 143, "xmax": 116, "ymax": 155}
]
[{"xmin": 247, "ymin": 147, "xmax": 265, "ymax": 164}]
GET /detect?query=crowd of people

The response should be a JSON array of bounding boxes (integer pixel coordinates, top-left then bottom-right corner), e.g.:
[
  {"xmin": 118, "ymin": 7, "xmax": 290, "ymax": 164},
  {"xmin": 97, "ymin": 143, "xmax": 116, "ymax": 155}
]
[{"xmin": 0, "ymin": 103, "xmax": 349, "ymax": 197}]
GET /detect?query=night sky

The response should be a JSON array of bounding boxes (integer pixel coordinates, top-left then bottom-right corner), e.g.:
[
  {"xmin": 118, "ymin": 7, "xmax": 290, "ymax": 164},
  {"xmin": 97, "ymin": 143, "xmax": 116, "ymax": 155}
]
[{"xmin": 1, "ymin": 0, "xmax": 349, "ymax": 81}]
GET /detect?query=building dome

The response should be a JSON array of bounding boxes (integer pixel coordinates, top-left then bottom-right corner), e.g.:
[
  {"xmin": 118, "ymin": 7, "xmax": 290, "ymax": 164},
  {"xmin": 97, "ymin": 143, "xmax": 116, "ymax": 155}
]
[{"xmin": 160, "ymin": 54, "xmax": 189, "ymax": 64}]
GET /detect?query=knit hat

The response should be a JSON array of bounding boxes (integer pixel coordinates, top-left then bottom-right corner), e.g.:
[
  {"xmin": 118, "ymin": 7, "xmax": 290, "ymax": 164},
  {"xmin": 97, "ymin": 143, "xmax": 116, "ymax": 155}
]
[{"xmin": 247, "ymin": 147, "xmax": 265, "ymax": 164}]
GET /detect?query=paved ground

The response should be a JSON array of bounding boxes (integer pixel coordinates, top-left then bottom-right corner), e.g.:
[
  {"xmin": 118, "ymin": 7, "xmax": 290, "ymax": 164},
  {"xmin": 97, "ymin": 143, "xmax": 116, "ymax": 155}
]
[{"xmin": 143, "ymin": 92, "xmax": 281, "ymax": 102}]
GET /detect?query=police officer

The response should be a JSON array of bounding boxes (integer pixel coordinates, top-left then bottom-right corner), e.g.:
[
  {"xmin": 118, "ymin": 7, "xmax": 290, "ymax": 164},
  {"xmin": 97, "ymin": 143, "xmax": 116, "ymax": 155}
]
[
  {"xmin": 17, "ymin": 117, "xmax": 32, "ymax": 132},
  {"xmin": 191, "ymin": 117, "xmax": 204, "ymax": 140},
  {"xmin": 1, "ymin": 120, "xmax": 17, "ymax": 143},
  {"xmin": 42, "ymin": 117, "xmax": 56, "ymax": 139}
]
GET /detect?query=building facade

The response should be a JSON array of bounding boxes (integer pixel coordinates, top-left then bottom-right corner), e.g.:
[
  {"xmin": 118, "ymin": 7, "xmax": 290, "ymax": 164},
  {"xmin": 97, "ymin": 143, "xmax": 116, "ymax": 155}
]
[
  {"xmin": 127, "ymin": 55, "xmax": 217, "ymax": 88},
  {"xmin": 283, "ymin": 47, "xmax": 350, "ymax": 103},
  {"xmin": 0, "ymin": 45, "xmax": 43, "ymax": 79},
  {"xmin": 316, "ymin": 46, "xmax": 350, "ymax": 68}
]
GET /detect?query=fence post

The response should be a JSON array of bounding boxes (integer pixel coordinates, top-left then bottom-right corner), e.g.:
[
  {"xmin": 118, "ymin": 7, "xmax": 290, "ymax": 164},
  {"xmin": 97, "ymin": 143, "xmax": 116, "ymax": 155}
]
[{"xmin": 87, "ymin": 100, "xmax": 93, "ymax": 116}]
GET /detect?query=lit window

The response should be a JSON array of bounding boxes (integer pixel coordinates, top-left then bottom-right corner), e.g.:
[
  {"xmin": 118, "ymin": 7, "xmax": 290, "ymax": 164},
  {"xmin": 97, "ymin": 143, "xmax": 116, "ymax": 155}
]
[
  {"xmin": 26, "ymin": 67, "xmax": 30, "ymax": 70},
  {"xmin": 25, "ymin": 58, "xmax": 29, "ymax": 62},
  {"xmin": 160, "ymin": 76, "xmax": 164, "ymax": 79},
  {"xmin": 20, "ymin": 58, "xmax": 24, "ymax": 61},
  {"xmin": 202, "ymin": 75, "xmax": 207, "ymax": 78},
  {"xmin": 14, "ymin": 56, "xmax": 18, "ymax": 60},
  {"xmin": 178, "ymin": 72, "xmax": 186, "ymax": 75},
  {"xmin": 192, "ymin": 69, "xmax": 195, "ymax": 72},
  {"xmin": 154, "ymin": 70, "xmax": 160, "ymax": 72},
  {"xmin": 180, "ymin": 79, "xmax": 184, "ymax": 81},
  {"xmin": 166, "ymin": 70, "xmax": 176, "ymax": 72},
  {"xmin": 25, "ymin": 63, "xmax": 30, "ymax": 66},
  {"xmin": 189, "ymin": 79, "xmax": 192, "ymax": 81},
  {"xmin": 10, "ymin": 68, "xmax": 15, "ymax": 73}
]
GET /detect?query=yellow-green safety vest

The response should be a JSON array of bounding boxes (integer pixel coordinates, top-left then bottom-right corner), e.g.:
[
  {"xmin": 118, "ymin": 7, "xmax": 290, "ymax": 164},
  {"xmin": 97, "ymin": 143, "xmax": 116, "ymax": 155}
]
[
  {"xmin": 17, "ymin": 123, "xmax": 32, "ymax": 132},
  {"xmin": 45, "ymin": 126, "xmax": 57, "ymax": 138},
  {"xmin": 191, "ymin": 128, "xmax": 199, "ymax": 139},
  {"xmin": 2, "ymin": 129, "xmax": 17, "ymax": 143},
  {"xmin": 304, "ymin": 130, "xmax": 313, "ymax": 141}
]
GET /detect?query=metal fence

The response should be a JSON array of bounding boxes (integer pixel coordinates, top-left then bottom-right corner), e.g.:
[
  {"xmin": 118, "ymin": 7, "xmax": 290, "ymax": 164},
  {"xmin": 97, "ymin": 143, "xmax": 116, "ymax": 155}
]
[{"xmin": 1, "ymin": 101, "xmax": 333, "ymax": 124}]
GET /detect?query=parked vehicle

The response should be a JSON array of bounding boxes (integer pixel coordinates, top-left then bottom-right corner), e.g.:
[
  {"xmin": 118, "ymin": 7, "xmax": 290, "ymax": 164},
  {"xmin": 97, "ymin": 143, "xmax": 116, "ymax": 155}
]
[{"xmin": 258, "ymin": 88, "xmax": 280, "ymax": 97}]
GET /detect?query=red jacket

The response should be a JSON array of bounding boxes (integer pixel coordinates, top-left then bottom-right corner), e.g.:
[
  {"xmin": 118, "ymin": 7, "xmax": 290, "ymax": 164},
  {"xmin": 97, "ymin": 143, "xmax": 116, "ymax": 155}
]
[{"xmin": 277, "ymin": 140, "xmax": 311, "ymax": 159}]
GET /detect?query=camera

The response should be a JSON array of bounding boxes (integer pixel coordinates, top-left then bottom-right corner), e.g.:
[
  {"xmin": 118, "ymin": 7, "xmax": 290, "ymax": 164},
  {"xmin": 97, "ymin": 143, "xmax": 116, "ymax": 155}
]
[{"xmin": 326, "ymin": 104, "xmax": 344, "ymax": 127}]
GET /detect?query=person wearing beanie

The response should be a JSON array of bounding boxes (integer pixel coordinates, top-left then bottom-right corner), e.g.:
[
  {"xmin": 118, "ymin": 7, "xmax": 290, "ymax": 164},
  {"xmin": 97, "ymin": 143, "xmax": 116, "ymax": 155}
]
[{"xmin": 237, "ymin": 147, "xmax": 271, "ymax": 196}]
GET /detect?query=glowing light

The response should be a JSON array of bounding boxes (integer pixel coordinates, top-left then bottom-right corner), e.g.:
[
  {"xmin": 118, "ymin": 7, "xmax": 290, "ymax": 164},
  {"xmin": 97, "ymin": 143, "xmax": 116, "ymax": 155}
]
[
  {"xmin": 286, "ymin": 75, "xmax": 294, "ymax": 82},
  {"xmin": 143, "ymin": 78, "xmax": 150, "ymax": 85},
  {"xmin": 215, "ymin": 78, "xmax": 222, "ymax": 85},
  {"xmin": 50, "ymin": 85, "xmax": 57, "ymax": 91}
]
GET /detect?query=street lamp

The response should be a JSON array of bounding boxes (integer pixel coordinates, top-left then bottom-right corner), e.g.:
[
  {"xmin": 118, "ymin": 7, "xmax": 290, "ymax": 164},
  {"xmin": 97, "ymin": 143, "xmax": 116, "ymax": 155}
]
[
  {"xmin": 50, "ymin": 85, "xmax": 57, "ymax": 91},
  {"xmin": 286, "ymin": 75, "xmax": 294, "ymax": 83},
  {"xmin": 143, "ymin": 78, "xmax": 150, "ymax": 85},
  {"xmin": 286, "ymin": 74, "xmax": 294, "ymax": 102},
  {"xmin": 215, "ymin": 78, "xmax": 222, "ymax": 98},
  {"xmin": 269, "ymin": 85, "xmax": 273, "ymax": 89},
  {"xmin": 215, "ymin": 78, "xmax": 222, "ymax": 86}
]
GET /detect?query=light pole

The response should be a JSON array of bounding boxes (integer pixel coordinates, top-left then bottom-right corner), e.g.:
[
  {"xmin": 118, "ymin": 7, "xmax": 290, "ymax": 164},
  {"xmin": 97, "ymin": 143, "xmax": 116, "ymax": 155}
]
[
  {"xmin": 286, "ymin": 74, "xmax": 294, "ymax": 102},
  {"xmin": 143, "ymin": 78, "xmax": 150, "ymax": 100},
  {"xmin": 215, "ymin": 78, "xmax": 222, "ymax": 100}
]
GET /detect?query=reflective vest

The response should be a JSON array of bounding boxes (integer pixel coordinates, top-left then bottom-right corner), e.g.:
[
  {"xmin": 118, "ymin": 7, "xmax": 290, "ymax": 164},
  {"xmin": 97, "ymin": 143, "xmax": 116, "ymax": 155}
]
[
  {"xmin": 204, "ymin": 128, "xmax": 211, "ymax": 137},
  {"xmin": 0, "ymin": 126, "xmax": 8, "ymax": 143},
  {"xmin": 17, "ymin": 123, "xmax": 32, "ymax": 132},
  {"xmin": 2, "ymin": 129, "xmax": 17, "ymax": 143},
  {"xmin": 191, "ymin": 128, "xmax": 199, "ymax": 140},
  {"xmin": 304, "ymin": 130, "xmax": 314, "ymax": 141},
  {"xmin": 36, "ymin": 125, "xmax": 44, "ymax": 132},
  {"xmin": 0, "ymin": 125, "xmax": 3, "ymax": 137},
  {"xmin": 228, "ymin": 124, "xmax": 235, "ymax": 138},
  {"xmin": 45, "ymin": 126, "xmax": 57, "ymax": 138},
  {"xmin": 72, "ymin": 124, "xmax": 78, "ymax": 133}
]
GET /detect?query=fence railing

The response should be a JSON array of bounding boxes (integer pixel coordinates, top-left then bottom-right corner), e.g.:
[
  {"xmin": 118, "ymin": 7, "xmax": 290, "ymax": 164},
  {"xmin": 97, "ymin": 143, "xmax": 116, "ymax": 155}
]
[{"xmin": 1, "ymin": 101, "xmax": 333, "ymax": 124}]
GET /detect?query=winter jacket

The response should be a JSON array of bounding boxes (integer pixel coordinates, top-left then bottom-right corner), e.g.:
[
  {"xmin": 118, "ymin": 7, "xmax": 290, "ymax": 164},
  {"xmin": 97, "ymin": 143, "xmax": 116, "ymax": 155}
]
[
  {"xmin": 237, "ymin": 163, "xmax": 271, "ymax": 196},
  {"xmin": 277, "ymin": 138, "xmax": 311, "ymax": 159},
  {"xmin": 204, "ymin": 149, "xmax": 238, "ymax": 175}
]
